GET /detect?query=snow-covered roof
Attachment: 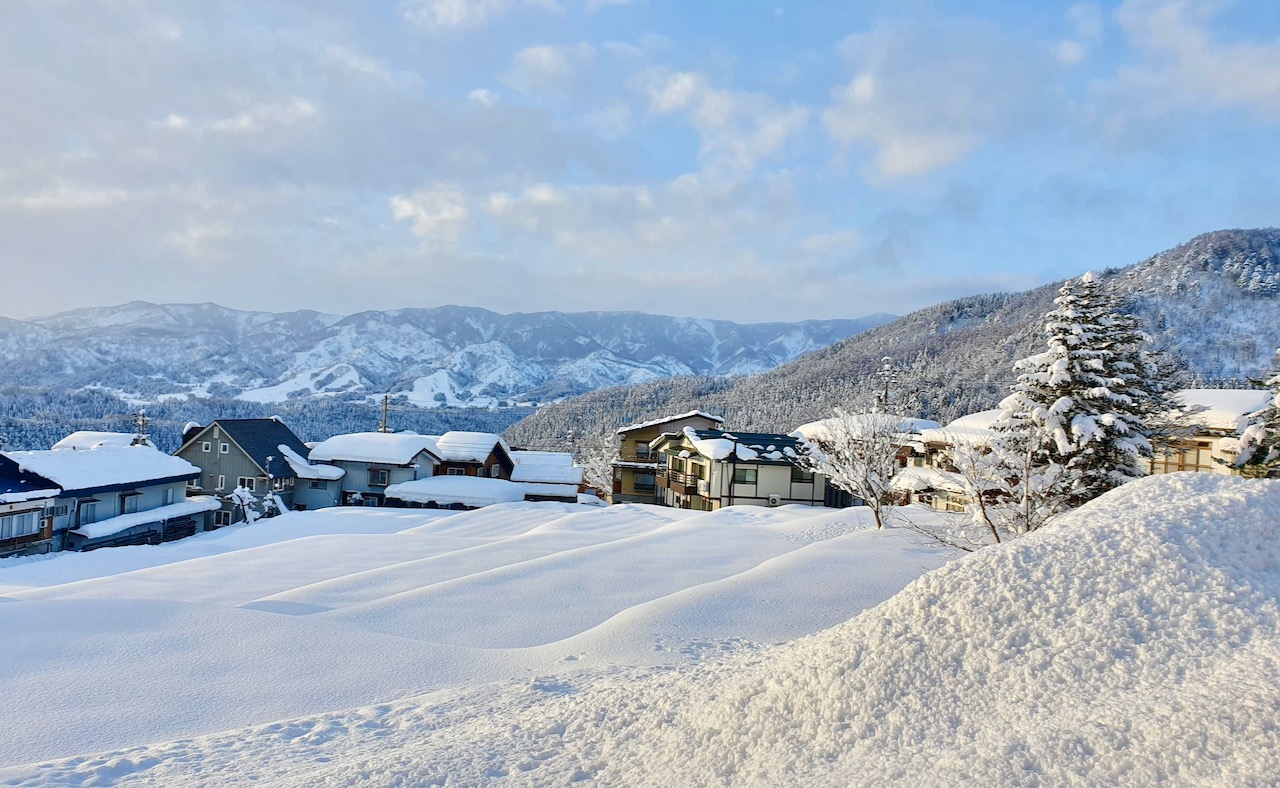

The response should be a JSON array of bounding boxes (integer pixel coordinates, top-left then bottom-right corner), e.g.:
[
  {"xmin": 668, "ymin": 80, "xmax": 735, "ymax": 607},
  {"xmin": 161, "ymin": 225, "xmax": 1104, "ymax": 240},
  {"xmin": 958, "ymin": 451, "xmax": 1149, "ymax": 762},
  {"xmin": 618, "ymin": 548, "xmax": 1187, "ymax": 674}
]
[
  {"xmin": 679, "ymin": 427, "xmax": 802, "ymax": 464},
  {"xmin": 511, "ymin": 451, "xmax": 583, "ymax": 484},
  {"xmin": 51, "ymin": 431, "xmax": 154, "ymax": 451},
  {"xmin": 71, "ymin": 496, "xmax": 221, "ymax": 540},
  {"xmin": 384, "ymin": 476, "xmax": 525, "ymax": 508},
  {"xmin": 308, "ymin": 432, "xmax": 441, "ymax": 465},
  {"xmin": 0, "ymin": 446, "xmax": 200, "ymax": 494},
  {"xmin": 794, "ymin": 414, "xmax": 942, "ymax": 444},
  {"xmin": 0, "ymin": 478, "xmax": 59, "ymax": 505},
  {"xmin": 434, "ymin": 432, "xmax": 510, "ymax": 463},
  {"xmin": 1174, "ymin": 389, "xmax": 1273, "ymax": 433},
  {"xmin": 617, "ymin": 410, "xmax": 725, "ymax": 435},
  {"xmin": 517, "ymin": 481, "xmax": 581, "ymax": 498},
  {"xmin": 611, "ymin": 460, "xmax": 657, "ymax": 469},
  {"xmin": 277, "ymin": 444, "xmax": 345, "ymax": 481},
  {"xmin": 919, "ymin": 409, "xmax": 1004, "ymax": 447},
  {"xmin": 891, "ymin": 466, "xmax": 978, "ymax": 495}
]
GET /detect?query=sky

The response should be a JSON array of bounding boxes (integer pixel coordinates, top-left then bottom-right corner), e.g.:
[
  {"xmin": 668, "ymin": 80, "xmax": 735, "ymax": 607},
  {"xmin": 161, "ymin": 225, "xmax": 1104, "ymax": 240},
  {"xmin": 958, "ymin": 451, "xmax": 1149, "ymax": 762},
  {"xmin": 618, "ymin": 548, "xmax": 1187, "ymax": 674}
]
[{"xmin": 1, "ymin": 0, "xmax": 1279, "ymax": 323}]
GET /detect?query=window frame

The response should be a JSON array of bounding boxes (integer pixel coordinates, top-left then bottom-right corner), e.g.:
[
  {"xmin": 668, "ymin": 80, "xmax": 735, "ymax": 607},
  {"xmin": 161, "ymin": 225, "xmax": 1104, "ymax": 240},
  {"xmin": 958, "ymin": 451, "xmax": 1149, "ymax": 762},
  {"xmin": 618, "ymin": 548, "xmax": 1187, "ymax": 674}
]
[
  {"xmin": 368, "ymin": 468, "xmax": 390, "ymax": 487},
  {"xmin": 732, "ymin": 467, "xmax": 758, "ymax": 485}
]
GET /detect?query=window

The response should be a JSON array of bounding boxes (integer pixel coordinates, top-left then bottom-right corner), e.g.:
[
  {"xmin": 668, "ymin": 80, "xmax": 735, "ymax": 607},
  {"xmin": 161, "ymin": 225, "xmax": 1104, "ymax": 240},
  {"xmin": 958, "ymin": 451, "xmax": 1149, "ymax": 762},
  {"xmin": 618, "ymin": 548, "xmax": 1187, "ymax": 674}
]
[
  {"xmin": 368, "ymin": 468, "xmax": 390, "ymax": 487},
  {"xmin": 164, "ymin": 488, "xmax": 175, "ymax": 505},
  {"xmin": 237, "ymin": 477, "xmax": 256, "ymax": 492},
  {"xmin": 489, "ymin": 464, "xmax": 501, "ymax": 478},
  {"xmin": 45, "ymin": 504, "xmax": 68, "ymax": 518},
  {"xmin": 214, "ymin": 510, "xmax": 231, "ymax": 527},
  {"xmin": 220, "ymin": 442, "xmax": 230, "ymax": 454},
  {"xmin": 0, "ymin": 511, "xmax": 39, "ymax": 540},
  {"xmin": 634, "ymin": 441, "xmax": 653, "ymax": 459},
  {"xmin": 120, "ymin": 494, "xmax": 140, "ymax": 515},
  {"xmin": 217, "ymin": 475, "xmax": 226, "ymax": 490},
  {"xmin": 633, "ymin": 473, "xmax": 656, "ymax": 491},
  {"xmin": 79, "ymin": 501, "xmax": 97, "ymax": 525},
  {"xmin": 446, "ymin": 467, "xmax": 465, "ymax": 476},
  {"xmin": 790, "ymin": 467, "xmax": 814, "ymax": 483},
  {"xmin": 310, "ymin": 480, "xmax": 327, "ymax": 490},
  {"xmin": 187, "ymin": 477, "xmax": 200, "ymax": 488},
  {"xmin": 201, "ymin": 441, "xmax": 211, "ymax": 453},
  {"xmin": 732, "ymin": 467, "xmax": 757, "ymax": 485},
  {"xmin": 691, "ymin": 463, "xmax": 708, "ymax": 480}
]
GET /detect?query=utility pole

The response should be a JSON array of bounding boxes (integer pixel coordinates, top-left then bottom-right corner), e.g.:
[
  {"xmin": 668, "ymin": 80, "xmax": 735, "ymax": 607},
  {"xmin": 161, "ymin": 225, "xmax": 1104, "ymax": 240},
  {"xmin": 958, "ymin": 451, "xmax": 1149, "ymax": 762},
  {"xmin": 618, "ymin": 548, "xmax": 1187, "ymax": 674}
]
[
  {"xmin": 378, "ymin": 393, "xmax": 391, "ymax": 433},
  {"xmin": 131, "ymin": 409, "xmax": 151, "ymax": 446}
]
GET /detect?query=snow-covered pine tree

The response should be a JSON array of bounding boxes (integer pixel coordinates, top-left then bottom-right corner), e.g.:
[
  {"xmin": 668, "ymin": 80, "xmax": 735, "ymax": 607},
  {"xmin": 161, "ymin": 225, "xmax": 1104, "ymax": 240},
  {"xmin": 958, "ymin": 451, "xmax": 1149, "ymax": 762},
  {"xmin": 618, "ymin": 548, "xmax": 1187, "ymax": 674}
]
[
  {"xmin": 997, "ymin": 272, "xmax": 1164, "ymax": 508},
  {"xmin": 1235, "ymin": 352, "xmax": 1280, "ymax": 477}
]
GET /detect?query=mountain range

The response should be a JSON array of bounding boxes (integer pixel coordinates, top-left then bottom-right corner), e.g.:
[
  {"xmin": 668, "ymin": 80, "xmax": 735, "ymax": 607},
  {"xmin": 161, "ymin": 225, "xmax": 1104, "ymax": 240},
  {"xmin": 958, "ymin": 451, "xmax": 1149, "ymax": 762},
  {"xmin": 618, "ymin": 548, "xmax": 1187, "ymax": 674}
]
[
  {"xmin": 0, "ymin": 304, "xmax": 895, "ymax": 408},
  {"xmin": 506, "ymin": 228, "xmax": 1280, "ymax": 448}
]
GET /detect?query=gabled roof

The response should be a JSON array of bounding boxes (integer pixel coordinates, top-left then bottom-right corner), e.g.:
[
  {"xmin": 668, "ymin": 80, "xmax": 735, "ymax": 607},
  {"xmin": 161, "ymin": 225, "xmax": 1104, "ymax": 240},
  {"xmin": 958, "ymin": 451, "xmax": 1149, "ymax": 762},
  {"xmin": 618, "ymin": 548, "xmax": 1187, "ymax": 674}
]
[
  {"xmin": 617, "ymin": 410, "xmax": 725, "ymax": 435},
  {"xmin": 0, "ymin": 445, "xmax": 200, "ymax": 495},
  {"xmin": 308, "ymin": 432, "xmax": 442, "ymax": 466},
  {"xmin": 205, "ymin": 418, "xmax": 313, "ymax": 479},
  {"xmin": 434, "ymin": 431, "xmax": 512, "ymax": 463}
]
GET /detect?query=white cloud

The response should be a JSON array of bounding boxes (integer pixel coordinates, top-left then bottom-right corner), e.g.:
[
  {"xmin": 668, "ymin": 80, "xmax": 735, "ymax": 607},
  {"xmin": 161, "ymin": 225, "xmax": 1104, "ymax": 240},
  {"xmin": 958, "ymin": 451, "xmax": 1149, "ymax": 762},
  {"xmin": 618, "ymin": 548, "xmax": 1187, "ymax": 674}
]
[
  {"xmin": 502, "ymin": 43, "xmax": 595, "ymax": 96},
  {"xmin": 635, "ymin": 68, "xmax": 809, "ymax": 173},
  {"xmin": 1056, "ymin": 39, "xmax": 1088, "ymax": 65},
  {"xmin": 210, "ymin": 98, "xmax": 319, "ymax": 134},
  {"xmin": 390, "ymin": 183, "xmax": 470, "ymax": 242},
  {"xmin": 1110, "ymin": 0, "xmax": 1280, "ymax": 117},
  {"xmin": 467, "ymin": 88, "xmax": 499, "ymax": 106},
  {"xmin": 10, "ymin": 183, "xmax": 130, "ymax": 211},
  {"xmin": 823, "ymin": 19, "xmax": 1053, "ymax": 178},
  {"xmin": 401, "ymin": 0, "xmax": 563, "ymax": 31},
  {"xmin": 157, "ymin": 113, "xmax": 190, "ymax": 131}
]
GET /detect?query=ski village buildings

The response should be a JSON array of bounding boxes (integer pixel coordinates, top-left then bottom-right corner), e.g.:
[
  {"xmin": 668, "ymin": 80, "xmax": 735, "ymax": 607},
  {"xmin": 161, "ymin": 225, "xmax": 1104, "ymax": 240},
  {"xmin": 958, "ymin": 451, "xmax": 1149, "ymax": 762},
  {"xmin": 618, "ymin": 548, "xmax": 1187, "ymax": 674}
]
[{"xmin": 0, "ymin": 389, "xmax": 1270, "ymax": 559}]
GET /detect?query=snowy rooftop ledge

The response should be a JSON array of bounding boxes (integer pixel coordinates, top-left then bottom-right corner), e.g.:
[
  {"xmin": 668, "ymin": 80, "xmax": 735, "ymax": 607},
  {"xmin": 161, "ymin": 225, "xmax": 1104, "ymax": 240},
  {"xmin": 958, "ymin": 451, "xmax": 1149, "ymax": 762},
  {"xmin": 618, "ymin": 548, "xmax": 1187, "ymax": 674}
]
[
  {"xmin": 617, "ymin": 410, "xmax": 724, "ymax": 434},
  {"xmin": 384, "ymin": 476, "xmax": 525, "ymax": 508},
  {"xmin": 277, "ymin": 445, "xmax": 344, "ymax": 481},
  {"xmin": 70, "ymin": 496, "xmax": 221, "ymax": 540}
]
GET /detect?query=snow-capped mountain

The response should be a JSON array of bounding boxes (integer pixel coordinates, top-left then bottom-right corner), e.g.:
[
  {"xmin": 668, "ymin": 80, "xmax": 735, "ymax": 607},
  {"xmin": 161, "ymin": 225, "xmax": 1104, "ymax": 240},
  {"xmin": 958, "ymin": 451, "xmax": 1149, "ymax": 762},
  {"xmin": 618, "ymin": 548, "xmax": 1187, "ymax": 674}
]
[
  {"xmin": 0, "ymin": 304, "xmax": 894, "ymax": 407},
  {"xmin": 507, "ymin": 228, "xmax": 1280, "ymax": 445}
]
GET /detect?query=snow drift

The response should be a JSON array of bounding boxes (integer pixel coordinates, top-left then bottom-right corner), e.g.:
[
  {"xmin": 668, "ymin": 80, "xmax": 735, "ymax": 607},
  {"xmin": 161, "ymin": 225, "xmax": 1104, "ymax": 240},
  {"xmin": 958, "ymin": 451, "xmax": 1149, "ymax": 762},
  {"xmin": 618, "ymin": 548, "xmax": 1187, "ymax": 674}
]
[{"xmin": 6, "ymin": 474, "xmax": 1278, "ymax": 785}]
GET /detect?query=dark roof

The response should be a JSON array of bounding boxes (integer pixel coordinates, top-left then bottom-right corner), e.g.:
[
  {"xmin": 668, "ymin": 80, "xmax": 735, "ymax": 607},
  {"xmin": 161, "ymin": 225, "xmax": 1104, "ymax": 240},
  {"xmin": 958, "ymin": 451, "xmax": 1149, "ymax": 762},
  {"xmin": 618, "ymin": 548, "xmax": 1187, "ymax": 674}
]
[
  {"xmin": 0, "ymin": 474, "xmax": 56, "ymax": 499},
  {"xmin": 214, "ymin": 418, "xmax": 311, "ymax": 479},
  {"xmin": 687, "ymin": 429, "xmax": 806, "ymax": 465}
]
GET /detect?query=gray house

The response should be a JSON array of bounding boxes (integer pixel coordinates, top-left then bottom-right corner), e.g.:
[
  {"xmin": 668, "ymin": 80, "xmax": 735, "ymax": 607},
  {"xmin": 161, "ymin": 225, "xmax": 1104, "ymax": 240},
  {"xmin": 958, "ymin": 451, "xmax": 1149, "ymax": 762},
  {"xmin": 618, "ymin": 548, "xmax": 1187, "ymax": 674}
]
[
  {"xmin": 307, "ymin": 432, "xmax": 442, "ymax": 506},
  {"xmin": 0, "ymin": 444, "xmax": 216, "ymax": 551},
  {"xmin": 175, "ymin": 418, "xmax": 316, "ymax": 523}
]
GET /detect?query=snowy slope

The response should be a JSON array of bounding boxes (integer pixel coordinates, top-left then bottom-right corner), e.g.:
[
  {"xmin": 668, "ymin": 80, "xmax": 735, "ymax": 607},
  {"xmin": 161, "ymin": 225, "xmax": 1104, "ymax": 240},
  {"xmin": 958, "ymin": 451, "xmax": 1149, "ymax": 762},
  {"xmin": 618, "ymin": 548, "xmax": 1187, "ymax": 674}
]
[
  {"xmin": 0, "ymin": 501, "xmax": 948, "ymax": 773},
  {"xmin": 0, "ymin": 303, "xmax": 894, "ymax": 408},
  {"xmin": 7, "ymin": 474, "xmax": 1272, "ymax": 786}
]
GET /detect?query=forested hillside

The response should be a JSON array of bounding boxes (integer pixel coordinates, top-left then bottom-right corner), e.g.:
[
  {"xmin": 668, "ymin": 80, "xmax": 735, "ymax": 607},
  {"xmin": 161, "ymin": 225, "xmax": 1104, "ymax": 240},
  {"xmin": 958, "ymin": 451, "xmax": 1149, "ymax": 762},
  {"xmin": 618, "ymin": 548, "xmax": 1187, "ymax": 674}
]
[{"xmin": 507, "ymin": 229, "xmax": 1280, "ymax": 446}]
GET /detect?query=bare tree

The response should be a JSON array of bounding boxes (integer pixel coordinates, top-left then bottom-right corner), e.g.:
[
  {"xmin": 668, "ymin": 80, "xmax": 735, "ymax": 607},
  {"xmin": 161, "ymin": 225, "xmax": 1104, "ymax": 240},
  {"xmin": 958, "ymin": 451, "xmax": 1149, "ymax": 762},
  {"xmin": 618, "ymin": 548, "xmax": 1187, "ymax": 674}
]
[
  {"xmin": 793, "ymin": 408, "xmax": 909, "ymax": 529},
  {"xmin": 576, "ymin": 429, "xmax": 618, "ymax": 501}
]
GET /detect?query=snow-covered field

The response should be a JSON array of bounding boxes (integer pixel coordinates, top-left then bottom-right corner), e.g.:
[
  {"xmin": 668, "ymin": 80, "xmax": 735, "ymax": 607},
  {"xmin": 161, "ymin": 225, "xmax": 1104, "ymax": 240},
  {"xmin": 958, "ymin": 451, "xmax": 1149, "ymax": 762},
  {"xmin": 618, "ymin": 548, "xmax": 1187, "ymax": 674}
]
[
  {"xmin": 0, "ymin": 500, "xmax": 950, "ymax": 783},
  {"xmin": 4, "ymin": 474, "xmax": 1278, "ymax": 785}
]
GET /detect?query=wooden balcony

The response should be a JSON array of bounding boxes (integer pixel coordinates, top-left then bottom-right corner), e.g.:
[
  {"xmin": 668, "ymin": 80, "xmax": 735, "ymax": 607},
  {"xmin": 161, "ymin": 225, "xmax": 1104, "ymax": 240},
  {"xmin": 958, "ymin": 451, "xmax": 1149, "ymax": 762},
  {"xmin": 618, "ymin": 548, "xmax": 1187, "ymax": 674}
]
[{"xmin": 657, "ymin": 467, "xmax": 700, "ymax": 495}]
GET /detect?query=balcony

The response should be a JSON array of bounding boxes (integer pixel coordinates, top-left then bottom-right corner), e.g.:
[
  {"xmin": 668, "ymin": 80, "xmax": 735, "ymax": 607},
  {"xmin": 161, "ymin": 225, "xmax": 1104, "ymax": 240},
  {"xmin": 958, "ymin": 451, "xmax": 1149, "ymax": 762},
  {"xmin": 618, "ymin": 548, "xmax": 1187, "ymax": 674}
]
[{"xmin": 657, "ymin": 467, "xmax": 700, "ymax": 495}]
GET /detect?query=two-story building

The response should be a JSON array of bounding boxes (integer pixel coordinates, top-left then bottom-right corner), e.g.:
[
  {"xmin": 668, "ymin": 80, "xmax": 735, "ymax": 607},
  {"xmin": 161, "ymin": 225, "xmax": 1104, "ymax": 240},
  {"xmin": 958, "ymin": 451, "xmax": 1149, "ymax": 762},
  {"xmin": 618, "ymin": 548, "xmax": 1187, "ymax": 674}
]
[
  {"xmin": 0, "ymin": 479, "xmax": 59, "ymax": 558},
  {"xmin": 175, "ymin": 418, "xmax": 317, "ymax": 523},
  {"xmin": 612, "ymin": 411, "xmax": 724, "ymax": 503},
  {"xmin": 648, "ymin": 427, "xmax": 829, "ymax": 511},
  {"xmin": 307, "ymin": 432, "xmax": 442, "ymax": 506},
  {"xmin": 430, "ymin": 432, "xmax": 516, "ymax": 479},
  {"xmin": 0, "ymin": 444, "xmax": 217, "ymax": 551},
  {"xmin": 1148, "ymin": 389, "xmax": 1275, "ymax": 475}
]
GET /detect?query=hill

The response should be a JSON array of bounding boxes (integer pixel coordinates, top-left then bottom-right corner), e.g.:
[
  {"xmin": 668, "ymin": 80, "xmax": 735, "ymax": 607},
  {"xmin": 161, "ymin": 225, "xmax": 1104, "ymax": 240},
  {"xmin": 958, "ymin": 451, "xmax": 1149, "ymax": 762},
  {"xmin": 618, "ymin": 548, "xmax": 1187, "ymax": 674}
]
[{"xmin": 507, "ymin": 228, "xmax": 1280, "ymax": 445}]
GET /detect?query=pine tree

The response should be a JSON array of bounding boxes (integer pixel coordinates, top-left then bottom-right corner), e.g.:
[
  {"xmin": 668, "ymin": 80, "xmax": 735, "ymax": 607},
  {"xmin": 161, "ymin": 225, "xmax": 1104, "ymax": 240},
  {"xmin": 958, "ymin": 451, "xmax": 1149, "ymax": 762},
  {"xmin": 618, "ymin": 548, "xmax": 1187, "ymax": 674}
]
[{"xmin": 997, "ymin": 273, "xmax": 1164, "ymax": 508}]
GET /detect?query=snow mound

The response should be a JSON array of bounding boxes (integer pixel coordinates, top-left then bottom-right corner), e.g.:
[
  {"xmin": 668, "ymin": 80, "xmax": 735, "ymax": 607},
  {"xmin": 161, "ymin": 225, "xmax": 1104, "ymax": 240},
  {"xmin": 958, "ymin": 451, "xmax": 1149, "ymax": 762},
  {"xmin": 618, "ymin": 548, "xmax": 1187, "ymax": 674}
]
[{"xmin": 306, "ymin": 474, "xmax": 1280, "ymax": 784}]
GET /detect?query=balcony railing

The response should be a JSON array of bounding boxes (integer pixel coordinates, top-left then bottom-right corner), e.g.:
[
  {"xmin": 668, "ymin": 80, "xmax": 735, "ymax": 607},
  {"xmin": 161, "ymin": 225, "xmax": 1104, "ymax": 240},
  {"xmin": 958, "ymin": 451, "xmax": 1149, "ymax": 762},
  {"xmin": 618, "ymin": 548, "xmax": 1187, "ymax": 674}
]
[{"xmin": 657, "ymin": 467, "xmax": 701, "ymax": 494}]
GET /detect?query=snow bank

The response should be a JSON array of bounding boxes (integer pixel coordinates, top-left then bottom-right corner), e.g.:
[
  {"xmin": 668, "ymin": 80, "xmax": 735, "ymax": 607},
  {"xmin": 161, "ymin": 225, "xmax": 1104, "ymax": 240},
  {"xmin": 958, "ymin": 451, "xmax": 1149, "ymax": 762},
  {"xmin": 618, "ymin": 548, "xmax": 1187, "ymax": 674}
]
[{"xmin": 48, "ymin": 473, "xmax": 1271, "ymax": 786}]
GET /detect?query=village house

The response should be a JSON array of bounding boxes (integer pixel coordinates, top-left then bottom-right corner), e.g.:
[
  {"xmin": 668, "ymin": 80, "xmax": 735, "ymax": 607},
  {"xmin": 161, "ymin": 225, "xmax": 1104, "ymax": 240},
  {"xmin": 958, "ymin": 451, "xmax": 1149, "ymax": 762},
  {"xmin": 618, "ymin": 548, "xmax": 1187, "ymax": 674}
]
[
  {"xmin": 431, "ymin": 431, "xmax": 516, "ymax": 479},
  {"xmin": 1149, "ymin": 389, "xmax": 1274, "ymax": 475},
  {"xmin": 175, "ymin": 418, "xmax": 317, "ymax": 522},
  {"xmin": 510, "ymin": 450, "xmax": 583, "ymax": 503},
  {"xmin": 648, "ymin": 427, "xmax": 829, "ymax": 510},
  {"xmin": 0, "ymin": 440, "xmax": 217, "ymax": 552},
  {"xmin": 307, "ymin": 432, "xmax": 442, "ymax": 506},
  {"xmin": 0, "ymin": 479, "xmax": 58, "ymax": 558},
  {"xmin": 612, "ymin": 410, "xmax": 724, "ymax": 503}
]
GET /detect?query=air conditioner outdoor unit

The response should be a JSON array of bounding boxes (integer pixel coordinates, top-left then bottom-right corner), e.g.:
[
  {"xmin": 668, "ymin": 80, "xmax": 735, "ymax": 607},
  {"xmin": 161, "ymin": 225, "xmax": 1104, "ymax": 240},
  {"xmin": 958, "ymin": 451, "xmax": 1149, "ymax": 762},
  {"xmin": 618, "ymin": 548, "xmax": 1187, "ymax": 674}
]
[{"xmin": 767, "ymin": 494, "xmax": 782, "ymax": 507}]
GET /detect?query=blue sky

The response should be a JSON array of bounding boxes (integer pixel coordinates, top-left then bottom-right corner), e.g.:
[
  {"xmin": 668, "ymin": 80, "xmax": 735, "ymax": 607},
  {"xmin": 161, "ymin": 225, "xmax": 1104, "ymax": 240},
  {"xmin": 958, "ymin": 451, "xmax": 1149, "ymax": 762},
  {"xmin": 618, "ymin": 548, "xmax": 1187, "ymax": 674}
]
[{"xmin": 1, "ymin": 0, "xmax": 1278, "ymax": 321}]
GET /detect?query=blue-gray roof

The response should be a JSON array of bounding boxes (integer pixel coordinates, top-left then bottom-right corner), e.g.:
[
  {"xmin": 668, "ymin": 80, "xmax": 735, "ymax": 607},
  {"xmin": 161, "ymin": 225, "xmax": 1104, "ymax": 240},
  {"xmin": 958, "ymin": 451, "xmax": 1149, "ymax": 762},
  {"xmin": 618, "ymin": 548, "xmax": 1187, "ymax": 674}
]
[{"xmin": 214, "ymin": 419, "xmax": 311, "ymax": 479}]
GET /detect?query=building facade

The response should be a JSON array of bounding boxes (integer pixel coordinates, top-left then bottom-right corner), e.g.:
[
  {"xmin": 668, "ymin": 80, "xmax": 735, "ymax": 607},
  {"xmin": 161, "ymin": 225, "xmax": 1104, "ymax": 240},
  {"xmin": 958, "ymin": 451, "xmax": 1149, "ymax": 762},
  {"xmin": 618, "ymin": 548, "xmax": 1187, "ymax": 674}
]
[
  {"xmin": 649, "ymin": 428, "xmax": 829, "ymax": 511},
  {"xmin": 612, "ymin": 411, "xmax": 724, "ymax": 503}
]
